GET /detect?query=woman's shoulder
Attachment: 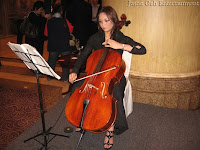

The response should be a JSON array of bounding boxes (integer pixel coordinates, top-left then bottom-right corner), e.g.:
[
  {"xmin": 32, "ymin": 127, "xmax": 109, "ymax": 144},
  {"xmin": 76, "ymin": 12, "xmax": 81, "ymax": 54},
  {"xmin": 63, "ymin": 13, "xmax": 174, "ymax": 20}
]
[
  {"xmin": 28, "ymin": 11, "xmax": 36, "ymax": 17},
  {"xmin": 115, "ymin": 30, "xmax": 126, "ymax": 41},
  {"xmin": 115, "ymin": 30, "xmax": 133, "ymax": 41},
  {"xmin": 28, "ymin": 12, "xmax": 38, "ymax": 23},
  {"xmin": 116, "ymin": 30, "xmax": 125, "ymax": 37},
  {"xmin": 90, "ymin": 31, "xmax": 103, "ymax": 39},
  {"xmin": 49, "ymin": 17, "xmax": 64, "ymax": 21}
]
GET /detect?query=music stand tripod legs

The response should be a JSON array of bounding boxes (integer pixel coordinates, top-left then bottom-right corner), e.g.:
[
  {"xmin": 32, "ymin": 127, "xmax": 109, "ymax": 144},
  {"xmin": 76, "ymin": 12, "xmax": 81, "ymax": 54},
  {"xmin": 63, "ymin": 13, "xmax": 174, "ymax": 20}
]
[{"xmin": 24, "ymin": 70, "xmax": 69, "ymax": 150}]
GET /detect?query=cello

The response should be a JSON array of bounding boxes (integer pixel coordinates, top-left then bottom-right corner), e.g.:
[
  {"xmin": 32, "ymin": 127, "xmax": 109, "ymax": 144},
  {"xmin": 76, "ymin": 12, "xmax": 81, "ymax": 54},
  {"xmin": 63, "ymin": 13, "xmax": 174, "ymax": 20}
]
[{"xmin": 65, "ymin": 47, "xmax": 125, "ymax": 133}]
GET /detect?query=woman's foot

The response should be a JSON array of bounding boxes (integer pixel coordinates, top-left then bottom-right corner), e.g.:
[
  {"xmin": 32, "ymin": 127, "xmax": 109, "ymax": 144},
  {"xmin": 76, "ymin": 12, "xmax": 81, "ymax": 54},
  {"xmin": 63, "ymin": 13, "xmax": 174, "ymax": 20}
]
[{"xmin": 104, "ymin": 126, "xmax": 114, "ymax": 149}]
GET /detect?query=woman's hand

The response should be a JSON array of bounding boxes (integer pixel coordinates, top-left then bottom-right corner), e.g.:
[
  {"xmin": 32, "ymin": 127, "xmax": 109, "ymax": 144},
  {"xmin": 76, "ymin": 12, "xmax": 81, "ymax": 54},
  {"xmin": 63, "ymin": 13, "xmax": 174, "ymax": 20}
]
[
  {"xmin": 69, "ymin": 72, "xmax": 77, "ymax": 84},
  {"xmin": 45, "ymin": 14, "xmax": 51, "ymax": 19},
  {"xmin": 102, "ymin": 39, "xmax": 122, "ymax": 50},
  {"xmin": 135, "ymin": 45, "xmax": 141, "ymax": 49}
]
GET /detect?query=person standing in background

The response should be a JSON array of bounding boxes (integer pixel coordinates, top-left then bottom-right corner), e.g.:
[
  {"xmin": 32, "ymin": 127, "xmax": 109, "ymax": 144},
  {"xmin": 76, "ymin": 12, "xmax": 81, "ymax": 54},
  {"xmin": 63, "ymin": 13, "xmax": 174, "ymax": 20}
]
[
  {"xmin": 16, "ymin": 0, "xmax": 30, "ymax": 44},
  {"xmin": 89, "ymin": 0, "xmax": 101, "ymax": 35},
  {"xmin": 44, "ymin": 0, "xmax": 51, "ymax": 15},
  {"xmin": 44, "ymin": 0, "xmax": 52, "ymax": 20},
  {"xmin": 44, "ymin": 3, "xmax": 74, "ymax": 81},
  {"xmin": 25, "ymin": 1, "xmax": 47, "ymax": 56},
  {"xmin": 90, "ymin": 0, "xmax": 100, "ymax": 22},
  {"xmin": 66, "ymin": 0, "xmax": 92, "ymax": 48}
]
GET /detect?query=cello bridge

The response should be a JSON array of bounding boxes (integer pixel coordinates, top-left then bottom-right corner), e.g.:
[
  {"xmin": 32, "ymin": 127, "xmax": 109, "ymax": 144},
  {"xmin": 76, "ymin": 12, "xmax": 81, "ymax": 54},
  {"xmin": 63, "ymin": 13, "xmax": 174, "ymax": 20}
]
[
  {"xmin": 79, "ymin": 82, "xmax": 107, "ymax": 99},
  {"xmin": 79, "ymin": 83, "xmax": 99, "ymax": 93}
]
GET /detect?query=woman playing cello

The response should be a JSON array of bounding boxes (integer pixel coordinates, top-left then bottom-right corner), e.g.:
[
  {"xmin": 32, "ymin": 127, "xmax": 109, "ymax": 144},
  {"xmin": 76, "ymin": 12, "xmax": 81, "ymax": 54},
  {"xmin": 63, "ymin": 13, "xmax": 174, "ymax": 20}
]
[{"xmin": 68, "ymin": 6, "xmax": 146, "ymax": 149}]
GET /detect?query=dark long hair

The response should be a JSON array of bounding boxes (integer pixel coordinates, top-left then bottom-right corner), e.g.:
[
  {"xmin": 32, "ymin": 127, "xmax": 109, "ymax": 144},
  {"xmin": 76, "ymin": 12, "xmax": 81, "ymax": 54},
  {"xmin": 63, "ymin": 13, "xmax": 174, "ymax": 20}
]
[{"xmin": 97, "ymin": 6, "xmax": 119, "ymax": 39}]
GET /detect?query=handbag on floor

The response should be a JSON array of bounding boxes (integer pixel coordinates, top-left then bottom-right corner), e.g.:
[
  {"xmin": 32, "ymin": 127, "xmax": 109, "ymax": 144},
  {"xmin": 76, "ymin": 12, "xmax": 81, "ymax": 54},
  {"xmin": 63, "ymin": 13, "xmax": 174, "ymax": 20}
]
[{"xmin": 20, "ymin": 12, "xmax": 39, "ymax": 38}]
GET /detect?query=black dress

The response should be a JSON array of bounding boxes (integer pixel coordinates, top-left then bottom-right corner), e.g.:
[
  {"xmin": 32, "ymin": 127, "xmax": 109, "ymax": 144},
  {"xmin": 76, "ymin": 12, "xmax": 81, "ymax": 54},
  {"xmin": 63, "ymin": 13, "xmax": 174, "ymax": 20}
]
[{"xmin": 70, "ymin": 30, "xmax": 146, "ymax": 135}]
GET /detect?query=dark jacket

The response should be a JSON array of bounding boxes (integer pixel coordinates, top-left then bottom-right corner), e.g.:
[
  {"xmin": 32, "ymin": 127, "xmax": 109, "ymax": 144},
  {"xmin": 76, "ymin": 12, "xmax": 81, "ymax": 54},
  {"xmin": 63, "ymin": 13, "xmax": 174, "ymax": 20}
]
[
  {"xmin": 25, "ymin": 12, "xmax": 46, "ymax": 55},
  {"xmin": 72, "ymin": 30, "xmax": 146, "ymax": 74},
  {"xmin": 28, "ymin": 11, "xmax": 46, "ymax": 39},
  {"xmin": 47, "ymin": 16, "xmax": 71, "ymax": 52}
]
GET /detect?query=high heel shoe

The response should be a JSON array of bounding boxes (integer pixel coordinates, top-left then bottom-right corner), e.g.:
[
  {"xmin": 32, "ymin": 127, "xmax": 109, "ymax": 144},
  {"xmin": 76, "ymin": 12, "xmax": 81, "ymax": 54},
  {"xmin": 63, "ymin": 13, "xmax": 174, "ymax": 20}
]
[{"xmin": 104, "ymin": 130, "xmax": 114, "ymax": 150}]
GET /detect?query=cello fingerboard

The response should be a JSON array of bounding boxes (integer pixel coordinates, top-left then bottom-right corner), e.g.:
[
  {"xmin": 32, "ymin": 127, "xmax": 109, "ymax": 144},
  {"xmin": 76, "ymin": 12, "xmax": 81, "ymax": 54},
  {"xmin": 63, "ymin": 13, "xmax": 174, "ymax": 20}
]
[{"xmin": 93, "ymin": 48, "xmax": 109, "ymax": 73}]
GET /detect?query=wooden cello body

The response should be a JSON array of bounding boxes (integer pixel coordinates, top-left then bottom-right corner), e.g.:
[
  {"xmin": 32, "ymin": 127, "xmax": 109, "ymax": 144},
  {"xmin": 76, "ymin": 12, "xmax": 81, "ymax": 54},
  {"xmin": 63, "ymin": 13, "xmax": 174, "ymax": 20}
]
[{"xmin": 65, "ymin": 48, "xmax": 125, "ymax": 133}]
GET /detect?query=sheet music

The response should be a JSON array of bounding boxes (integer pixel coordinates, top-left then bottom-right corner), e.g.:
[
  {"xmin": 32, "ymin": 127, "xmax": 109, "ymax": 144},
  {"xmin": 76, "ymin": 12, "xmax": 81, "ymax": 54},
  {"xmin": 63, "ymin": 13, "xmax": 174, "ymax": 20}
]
[
  {"xmin": 7, "ymin": 42, "xmax": 61, "ymax": 80},
  {"xmin": 7, "ymin": 42, "xmax": 36, "ymax": 70}
]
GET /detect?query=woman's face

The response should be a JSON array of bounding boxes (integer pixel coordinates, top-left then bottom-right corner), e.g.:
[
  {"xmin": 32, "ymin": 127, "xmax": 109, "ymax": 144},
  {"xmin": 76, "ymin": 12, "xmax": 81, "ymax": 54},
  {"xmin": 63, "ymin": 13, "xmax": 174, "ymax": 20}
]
[{"xmin": 98, "ymin": 12, "xmax": 114, "ymax": 34}]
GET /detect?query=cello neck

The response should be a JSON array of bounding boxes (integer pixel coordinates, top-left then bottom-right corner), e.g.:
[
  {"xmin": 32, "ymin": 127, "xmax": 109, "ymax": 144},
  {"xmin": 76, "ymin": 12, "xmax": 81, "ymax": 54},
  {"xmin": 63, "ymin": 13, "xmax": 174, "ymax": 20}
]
[{"xmin": 93, "ymin": 47, "xmax": 110, "ymax": 73}]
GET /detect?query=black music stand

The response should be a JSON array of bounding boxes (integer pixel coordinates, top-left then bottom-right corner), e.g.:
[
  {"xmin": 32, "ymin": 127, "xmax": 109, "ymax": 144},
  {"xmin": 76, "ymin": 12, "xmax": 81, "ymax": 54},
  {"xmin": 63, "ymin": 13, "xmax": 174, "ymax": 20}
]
[{"xmin": 8, "ymin": 42, "xmax": 69, "ymax": 150}]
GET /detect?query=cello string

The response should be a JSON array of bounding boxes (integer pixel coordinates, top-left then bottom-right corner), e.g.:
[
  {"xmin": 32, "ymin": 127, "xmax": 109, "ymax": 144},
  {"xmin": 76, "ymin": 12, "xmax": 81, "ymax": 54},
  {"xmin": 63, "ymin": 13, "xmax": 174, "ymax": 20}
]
[
  {"xmin": 87, "ymin": 75, "xmax": 97, "ymax": 99},
  {"xmin": 93, "ymin": 48, "xmax": 109, "ymax": 73}
]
